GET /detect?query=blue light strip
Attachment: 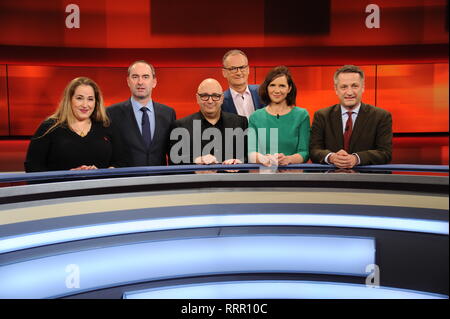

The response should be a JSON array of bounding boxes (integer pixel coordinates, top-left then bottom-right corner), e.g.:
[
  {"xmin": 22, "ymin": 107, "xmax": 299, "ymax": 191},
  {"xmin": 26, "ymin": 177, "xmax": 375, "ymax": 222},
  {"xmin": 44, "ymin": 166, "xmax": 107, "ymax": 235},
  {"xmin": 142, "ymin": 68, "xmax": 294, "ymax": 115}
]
[
  {"xmin": 0, "ymin": 235, "xmax": 374, "ymax": 299},
  {"xmin": 0, "ymin": 214, "xmax": 447, "ymax": 254},
  {"xmin": 123, "ymin": 280, "xmax": 448, "ymax": 299}
]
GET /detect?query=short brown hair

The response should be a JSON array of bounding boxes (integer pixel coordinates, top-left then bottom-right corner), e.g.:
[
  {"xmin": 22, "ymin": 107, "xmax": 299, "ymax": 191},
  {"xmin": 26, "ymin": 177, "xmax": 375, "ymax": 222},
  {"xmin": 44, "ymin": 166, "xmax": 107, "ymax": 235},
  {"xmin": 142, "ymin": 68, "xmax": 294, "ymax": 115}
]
[
  {"xmin": 222, "ymin": 49, "xmax": 248, "ymax": 67},
  {"xmin": 334, "ymin": 65, "xmax": 364, "ymax": 86},
  {"xmin": 128, "ymin": 60, "xmax": 156, "ymax": 77},
  {"xmin": 259, "ymin": 66, "xmax": 297, "ymax": 106}
]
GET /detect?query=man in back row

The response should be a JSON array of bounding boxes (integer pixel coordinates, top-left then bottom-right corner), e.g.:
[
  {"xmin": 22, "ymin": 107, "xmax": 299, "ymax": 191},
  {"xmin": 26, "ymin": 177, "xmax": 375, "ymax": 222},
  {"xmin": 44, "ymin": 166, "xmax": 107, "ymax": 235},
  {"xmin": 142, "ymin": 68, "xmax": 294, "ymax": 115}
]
[
  {"xmin": 221, "ymin": 49, "xmax": 265, "ymax": 118},
  {"xmin": 309, "ymin": 65, "xmax": 392, "ymax": 168}
]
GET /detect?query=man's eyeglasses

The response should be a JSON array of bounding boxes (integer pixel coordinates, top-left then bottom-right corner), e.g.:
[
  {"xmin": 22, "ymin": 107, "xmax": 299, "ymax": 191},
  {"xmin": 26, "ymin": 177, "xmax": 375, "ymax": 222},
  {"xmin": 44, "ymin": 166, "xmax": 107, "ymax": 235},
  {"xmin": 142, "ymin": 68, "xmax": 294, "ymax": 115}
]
[
  {"xmin": 197, "ymin": 93, "xmax": 223, "ymax": 101},
  {"xmin": 223, "ymin": 65, "xmax": 248, "ymax": 73}
]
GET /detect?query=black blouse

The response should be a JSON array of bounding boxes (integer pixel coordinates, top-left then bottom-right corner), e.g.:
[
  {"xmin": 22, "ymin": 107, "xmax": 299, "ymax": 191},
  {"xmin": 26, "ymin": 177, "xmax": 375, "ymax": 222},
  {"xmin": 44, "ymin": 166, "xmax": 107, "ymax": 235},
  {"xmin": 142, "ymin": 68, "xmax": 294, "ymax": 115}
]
[{"xmin": 24, "ymin": 119, "xmax": 128, "ymax": 172}]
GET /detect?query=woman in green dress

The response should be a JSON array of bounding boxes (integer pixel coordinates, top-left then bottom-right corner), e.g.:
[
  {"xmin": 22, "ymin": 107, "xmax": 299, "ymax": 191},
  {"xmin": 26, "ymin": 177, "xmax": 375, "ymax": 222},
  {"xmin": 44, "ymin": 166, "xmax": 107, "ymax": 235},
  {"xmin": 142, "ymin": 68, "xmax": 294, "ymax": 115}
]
[{"xmin": 248, "ymin": 66, "xmax": 310, "ymax": 166}]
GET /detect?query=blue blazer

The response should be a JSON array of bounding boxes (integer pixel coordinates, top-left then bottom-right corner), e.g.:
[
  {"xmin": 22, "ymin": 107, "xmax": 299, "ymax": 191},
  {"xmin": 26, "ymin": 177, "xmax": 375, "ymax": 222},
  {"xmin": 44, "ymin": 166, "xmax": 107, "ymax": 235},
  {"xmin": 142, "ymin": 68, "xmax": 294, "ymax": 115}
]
[{"xmin": 222, "ymin": 84, "xmax": 265, "ymax": 115}]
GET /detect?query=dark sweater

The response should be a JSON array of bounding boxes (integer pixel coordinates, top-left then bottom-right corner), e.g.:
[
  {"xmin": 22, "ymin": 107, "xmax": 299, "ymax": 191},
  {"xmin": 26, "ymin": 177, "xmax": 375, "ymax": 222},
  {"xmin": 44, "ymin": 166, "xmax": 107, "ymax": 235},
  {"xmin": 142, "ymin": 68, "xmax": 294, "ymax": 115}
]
[
  {"xmin": 169, "ymin": 111, "xmax": 248, "ymax": 164},
  {"xmin": 24, "ymin": 119, "xmax": 127, "ymax": 172}
]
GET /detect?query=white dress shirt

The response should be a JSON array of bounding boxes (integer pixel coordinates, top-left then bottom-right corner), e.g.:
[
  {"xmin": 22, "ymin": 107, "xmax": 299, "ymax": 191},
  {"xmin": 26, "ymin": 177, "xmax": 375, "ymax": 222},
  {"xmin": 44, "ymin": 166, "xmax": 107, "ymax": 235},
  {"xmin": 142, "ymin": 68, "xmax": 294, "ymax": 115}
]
[
  {"xmin": 340, "ymin": 104, "xmax": 360, "ymax": 133},
  {"xmin": 325, "ymin": 104, "xmax": 361, "ymax": 165},
  {"xmin": 229, "ymin": 86, "xmax": 255, "ymax": 118}
]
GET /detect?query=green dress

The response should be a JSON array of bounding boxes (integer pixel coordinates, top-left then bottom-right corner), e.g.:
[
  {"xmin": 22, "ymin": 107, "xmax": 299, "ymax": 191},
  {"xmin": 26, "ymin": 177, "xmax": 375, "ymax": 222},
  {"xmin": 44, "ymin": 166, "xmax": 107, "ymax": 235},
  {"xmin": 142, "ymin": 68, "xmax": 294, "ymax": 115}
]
[{"xmin": 248, "ymin": 107, "xmax": 310, "ymax": 162}]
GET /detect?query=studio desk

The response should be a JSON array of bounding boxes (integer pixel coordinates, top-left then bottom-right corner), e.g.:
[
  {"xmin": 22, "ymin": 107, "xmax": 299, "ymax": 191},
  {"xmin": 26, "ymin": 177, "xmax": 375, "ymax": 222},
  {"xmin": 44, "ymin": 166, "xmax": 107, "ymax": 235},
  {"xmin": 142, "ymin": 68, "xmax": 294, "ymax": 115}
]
[{"xmin": 0, "ymin": 164, "xmax": 448, "ymax": 299}]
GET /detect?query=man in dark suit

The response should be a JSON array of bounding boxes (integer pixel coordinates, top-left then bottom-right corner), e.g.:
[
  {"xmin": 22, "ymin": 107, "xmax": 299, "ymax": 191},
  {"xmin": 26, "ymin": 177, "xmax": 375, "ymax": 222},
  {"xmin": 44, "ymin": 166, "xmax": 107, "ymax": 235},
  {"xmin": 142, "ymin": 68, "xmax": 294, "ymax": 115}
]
[
  {"xmin": 221, "ymin": 50, "xmax": 265, "ymax": 118},
  {"xmin": 310, "ymin": 65, "xmax": 392, "ymax": 168},
  {"xmin": 107, "ymin": 60, "xmax": 176, "ymax": 166},
  {"xmin": 169, "ymin": 78, "xmax": 248, "ymax": 166}
]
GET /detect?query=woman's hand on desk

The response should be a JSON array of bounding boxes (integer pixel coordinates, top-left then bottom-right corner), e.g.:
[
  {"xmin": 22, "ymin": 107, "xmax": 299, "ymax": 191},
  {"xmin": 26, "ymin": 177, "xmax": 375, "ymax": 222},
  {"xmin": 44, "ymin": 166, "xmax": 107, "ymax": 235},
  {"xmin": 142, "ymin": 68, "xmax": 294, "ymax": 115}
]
[{"xmin": 70, "ymin": 165, "xmax": 98, "ymax": 170}]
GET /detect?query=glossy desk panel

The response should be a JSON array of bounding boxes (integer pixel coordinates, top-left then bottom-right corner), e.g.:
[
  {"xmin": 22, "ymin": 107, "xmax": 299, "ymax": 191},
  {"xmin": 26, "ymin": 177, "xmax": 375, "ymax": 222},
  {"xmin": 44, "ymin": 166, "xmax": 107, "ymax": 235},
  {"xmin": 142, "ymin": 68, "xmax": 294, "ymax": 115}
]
[
  {"xmin": 123, "ymin": 280, "xmax": 447, "ymax": 299},
  {"xmin": 0, "ymin": 170, "xmax": 447, "ymax": 298},
  {"xmin": 0, "ymin": 235, "xmax": 375, "ymax": 298}
]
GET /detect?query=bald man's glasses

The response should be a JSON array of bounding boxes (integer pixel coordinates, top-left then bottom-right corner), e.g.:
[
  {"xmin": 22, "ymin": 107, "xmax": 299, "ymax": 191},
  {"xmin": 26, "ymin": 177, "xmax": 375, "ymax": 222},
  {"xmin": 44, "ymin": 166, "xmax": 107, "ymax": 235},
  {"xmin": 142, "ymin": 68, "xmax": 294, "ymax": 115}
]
[
  {"xmin": 223, "ymin": 65, "xmax": 248, "ymax": 73},
  {"xmin": 197, "ymin": 93, "xmax": 223, "ymax": 101}
]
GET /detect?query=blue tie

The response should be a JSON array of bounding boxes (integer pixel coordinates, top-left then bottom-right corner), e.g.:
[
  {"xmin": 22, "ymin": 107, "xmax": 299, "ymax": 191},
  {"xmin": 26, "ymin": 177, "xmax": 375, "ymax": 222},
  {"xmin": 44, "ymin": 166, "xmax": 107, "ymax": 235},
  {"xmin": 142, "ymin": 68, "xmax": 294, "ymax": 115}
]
[{"xmin": 140, "ymin": 107, "xmax": 151, "ymax": 148}]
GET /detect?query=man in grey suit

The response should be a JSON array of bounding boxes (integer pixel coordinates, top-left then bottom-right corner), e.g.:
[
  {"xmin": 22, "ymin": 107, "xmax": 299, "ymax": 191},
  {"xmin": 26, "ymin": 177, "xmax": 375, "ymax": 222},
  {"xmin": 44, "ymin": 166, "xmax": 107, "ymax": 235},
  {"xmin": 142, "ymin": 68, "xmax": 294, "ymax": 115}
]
[
  {"xmin": 107, "ymin": 60, "xmax": 176, "ymax": 166},
  {"xmin": 310, "ymin": 65, "xmax": 392, "ymax": 168},
  {"xmin": 221, "ymin": 50, "xmax": 264, "ymax": 118}
]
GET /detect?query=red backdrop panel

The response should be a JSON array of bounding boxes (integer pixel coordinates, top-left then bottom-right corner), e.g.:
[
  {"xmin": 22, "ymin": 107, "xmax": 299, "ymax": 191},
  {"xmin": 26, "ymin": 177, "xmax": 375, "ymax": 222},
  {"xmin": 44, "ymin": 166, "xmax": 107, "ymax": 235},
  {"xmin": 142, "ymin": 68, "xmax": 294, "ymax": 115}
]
[
  {"xmin": 0, "ymin": 65, "xmax": 8, "ymax": 135},
  {"xmin": 327, "ymin": 0, "xmax": 448, "ymax": 46},
  {"xmin": 255, "ymin": 65, "xmax": 377, "ymax": 120},
  {"xmin": 8, "ymin": 65, "xmax": 128, "ymax": 135},
  {"xmin": 377, "ymin": 63, "xmax": 449, "ymax": 133},
  {"xmin": 7, "ymin": 65, "xmax": 258, "ymax": 135},
  {"xmin": 5, "ymin": 63, "xmax": 449, "ymax": 135},
  {"xmin": 0, "ymin": 140, "xmax": 30, "ymax": 172},
  {"xmin": 0, "ymin": 0, "xmax": 447, "ymax": 48},
  {"xmin": 392, "ymin": 136, "xmax": 449, "ymax": 165}
]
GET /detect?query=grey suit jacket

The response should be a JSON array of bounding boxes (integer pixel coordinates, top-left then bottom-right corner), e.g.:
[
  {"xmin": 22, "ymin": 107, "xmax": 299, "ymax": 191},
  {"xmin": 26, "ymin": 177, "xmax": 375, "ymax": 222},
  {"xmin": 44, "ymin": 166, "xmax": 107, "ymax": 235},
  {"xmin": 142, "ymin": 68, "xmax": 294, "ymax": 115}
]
[
  {"xmin": 309, "ymin": 103, "xmax": 392, "ymax": 165},
  {"xmin": 107, "ymin": 99, "xmax": 176, "ymax": 166}
]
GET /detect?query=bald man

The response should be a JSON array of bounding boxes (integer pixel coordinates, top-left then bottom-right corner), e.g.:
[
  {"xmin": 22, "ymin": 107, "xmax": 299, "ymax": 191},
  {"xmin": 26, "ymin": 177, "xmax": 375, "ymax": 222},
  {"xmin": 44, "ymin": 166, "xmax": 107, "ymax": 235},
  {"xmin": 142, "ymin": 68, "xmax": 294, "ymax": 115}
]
[{"xmin": 169, "ymin": 78, "xmax": 248, "ymax": 165}]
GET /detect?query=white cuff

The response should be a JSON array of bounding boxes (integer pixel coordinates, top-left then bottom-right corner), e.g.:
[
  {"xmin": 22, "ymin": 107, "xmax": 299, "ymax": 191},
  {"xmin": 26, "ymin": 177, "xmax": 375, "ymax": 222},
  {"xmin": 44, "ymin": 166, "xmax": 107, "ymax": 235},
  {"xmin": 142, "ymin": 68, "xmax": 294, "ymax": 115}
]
[
  {"xmin": 324, "ymin": 152, "xmax": 334, "ymax": 164},
  {"xmin": 352, "ymin": 153, "xmax": 361, "ymax": 165}
]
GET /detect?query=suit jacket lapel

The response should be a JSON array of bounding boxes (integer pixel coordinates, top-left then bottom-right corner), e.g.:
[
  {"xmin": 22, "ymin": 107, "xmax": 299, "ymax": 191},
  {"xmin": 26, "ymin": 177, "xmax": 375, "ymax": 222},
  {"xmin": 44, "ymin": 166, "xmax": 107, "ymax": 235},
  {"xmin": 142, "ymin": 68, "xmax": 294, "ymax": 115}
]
[
  {"xmin": 249, "ymin": 85, "xmax": 262, "ymax": 110},
  {"xmin": 125, "ymin": 99, "xmax": 147, "ymax": 152},
  {"xmin": 223, "ymin": 89, "xmax": 237, "ymax": 114},
  {"xmin": 150, "ymin": 102, "xmax": 162, "ymax": 149},
  {"xmin": 330, "ymin": 105, "xmax": 344, "ymax": 150},
  {"xmin": 350, "ymin": 103, "xmax": 370, "ymax": 151}
]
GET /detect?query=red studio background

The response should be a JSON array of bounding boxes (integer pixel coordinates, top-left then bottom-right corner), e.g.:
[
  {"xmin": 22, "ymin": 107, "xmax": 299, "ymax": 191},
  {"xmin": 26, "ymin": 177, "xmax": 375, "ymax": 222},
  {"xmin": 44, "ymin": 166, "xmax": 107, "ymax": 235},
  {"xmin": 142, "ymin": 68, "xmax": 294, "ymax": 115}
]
[{"xmin": 0, "ymin": 0, "xmax": 448, "ymax": 171}]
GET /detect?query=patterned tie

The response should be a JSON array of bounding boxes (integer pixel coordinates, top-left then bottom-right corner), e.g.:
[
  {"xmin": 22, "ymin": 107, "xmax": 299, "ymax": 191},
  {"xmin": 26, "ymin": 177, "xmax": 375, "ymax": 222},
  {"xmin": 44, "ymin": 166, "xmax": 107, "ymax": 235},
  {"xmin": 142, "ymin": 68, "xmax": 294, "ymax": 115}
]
[
  {"xmin": 343, "ymin": 111, "xmax": 353, "ymax": 152},
  {"xmin": 140, "ymin": 107, "xmax": 152, "ymax": 148}
]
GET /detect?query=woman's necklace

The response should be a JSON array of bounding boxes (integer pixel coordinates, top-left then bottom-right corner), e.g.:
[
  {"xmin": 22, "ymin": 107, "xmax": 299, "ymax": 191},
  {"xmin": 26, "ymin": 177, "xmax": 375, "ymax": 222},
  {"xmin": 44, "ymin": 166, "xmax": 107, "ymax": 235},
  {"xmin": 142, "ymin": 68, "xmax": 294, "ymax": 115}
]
[
  {"xmin": 78, "ymin": 129, "xmax": 87, "ymax": 137},
  {"xmin": 71, "ymin": 120, "xmax": 91, "ymax": 137}
]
